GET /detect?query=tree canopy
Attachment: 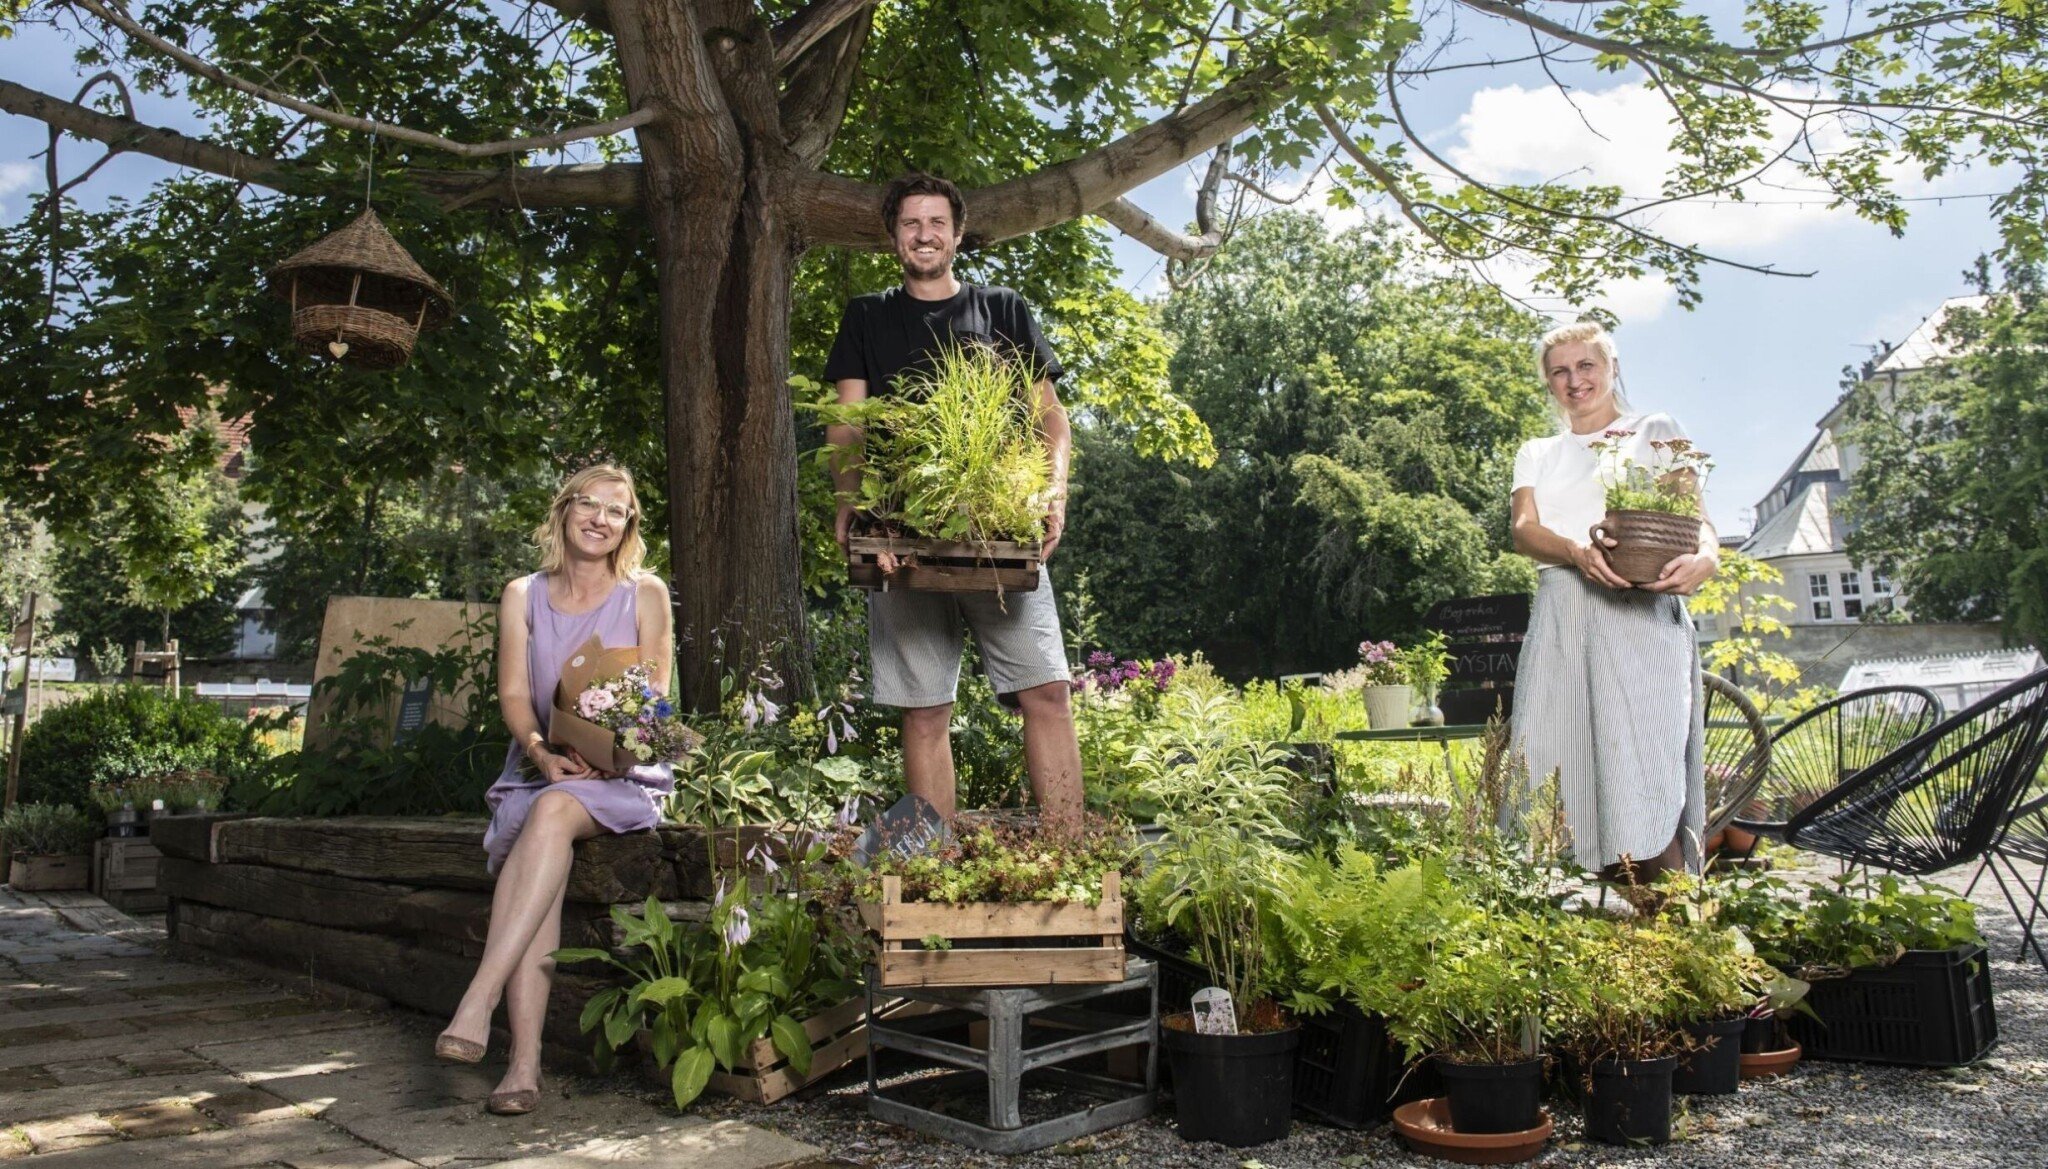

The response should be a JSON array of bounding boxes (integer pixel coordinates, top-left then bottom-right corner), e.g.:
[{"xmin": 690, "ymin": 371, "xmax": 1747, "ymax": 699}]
[
  {"xmin": 2, "ymin": 0, "xmax": 2042, "ymax": 697},
  {"xmin": 1060, "ymin": 212, "xmax": 1547, "ymax": 676},
  {"xmin": 1843, "ymin": 258, "xmax": 2048, "ymax": 654}
]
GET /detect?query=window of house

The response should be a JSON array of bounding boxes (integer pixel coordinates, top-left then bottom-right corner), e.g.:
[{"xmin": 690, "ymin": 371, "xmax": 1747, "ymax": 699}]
[
  {"xmin": 1841, "ymin": 572, "xmax": 1864, "ymax": 619},
  {"xmin": 1871, "ymin": 572, "xmax": 1893, "ymax": 596},
  {"xmin": 1808, "ymin": 573, "xmax": 1833, "ymax": 621}
]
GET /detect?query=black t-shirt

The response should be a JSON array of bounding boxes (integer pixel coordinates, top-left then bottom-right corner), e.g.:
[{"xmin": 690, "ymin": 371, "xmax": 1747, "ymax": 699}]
[{"xmin": 823, "ymin": 282, "xmax": 1064, "ymax": 397}]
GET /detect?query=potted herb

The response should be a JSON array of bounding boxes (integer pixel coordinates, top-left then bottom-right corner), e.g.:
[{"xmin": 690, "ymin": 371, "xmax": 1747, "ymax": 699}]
[
  {"xmin": 1130, "ymin": 715, "xmax": 1304, "ymax": 1147},
  {"xmin": 1384, "ymin": 908, "xmax": 1553, "ymax": 1137},
  {"xmin": 1653, "ymin": 880, "xmax": 1773, "ymax": 1095},
  {"xmin": 1586, "ymin": 432, "xmax": 1712, "ymax": 586},
  {"xmin": 1550, "ymin": 918, "xmax": 1688, "ymax": 1147},
  {"xmin": 1, "ymin": 803, "xmax": 101, "ymax": 892},
  {"xmin": 87, "ymin": 780, "xmax": 142, "ymax": 837},
  {"xmin": 1405, "ymin": 633, "xmax": 1452, "ymax": 727}
]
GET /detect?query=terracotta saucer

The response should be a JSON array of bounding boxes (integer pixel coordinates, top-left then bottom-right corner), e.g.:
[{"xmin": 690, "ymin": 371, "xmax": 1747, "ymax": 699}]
[
  {"xmin": 1739, "ymin": 1042, "xmax": 1803, "ymax": 1080},
  {"xmin": 1391, "ymin": 1097, "xmax": 1553, "ymax": 1165}
]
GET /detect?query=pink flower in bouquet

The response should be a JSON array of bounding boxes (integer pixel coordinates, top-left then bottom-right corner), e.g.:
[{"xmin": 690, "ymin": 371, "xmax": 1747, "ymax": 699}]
[{"xmin": 578, "ymin": 686, "xmax": 618, "ymax": 719}]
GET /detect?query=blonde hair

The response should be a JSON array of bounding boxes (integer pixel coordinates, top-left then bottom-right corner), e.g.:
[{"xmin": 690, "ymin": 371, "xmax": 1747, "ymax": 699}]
[
  {"xmin": 533, "ymin": 463, "xmax": 648, "ymax": 579},
  {"xmin": 1536, "ymin": 320, "xmax": 1631, "ymax": 421}
]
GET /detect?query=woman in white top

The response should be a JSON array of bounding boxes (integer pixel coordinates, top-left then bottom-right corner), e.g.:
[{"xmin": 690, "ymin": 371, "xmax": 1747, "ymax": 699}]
[{"xmin": 1508, "ymin": 321, "xmax": 1718, "ymax": 883}]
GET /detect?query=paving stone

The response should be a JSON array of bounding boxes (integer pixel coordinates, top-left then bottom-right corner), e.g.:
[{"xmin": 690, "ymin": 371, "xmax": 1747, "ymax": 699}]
[
  {"xmin": 0, "ymin": 1066, "xmax": 58, "ymax": 1093},
  {"xmin": 67, "ymin": 1017, "xmax": 142, "ymax": 1039},
  {"xmin": 0, "ymin": 1023, "xmax": 74, "ymax": 1048},
  {"xmin": 16, "ymin": 1116, "xmax": 368, "ymax": 1168},
  {"xmin": 195, "ymin": 1087, "xmax": 306, "ymax": 1127},
  {"xmin": 2, "ymin": 1070, "xmax": 252, "ymax": 1128},
  {"xmin": 0, "ymin": 1009, "xmax": 373, "ymax": 1070},
  {"xmin": 104, "ymin": 1099, "xmax": 218, "ymax": 1139},
  {"xmin": 42, "ymin": 1059, "xmax": 130, "ymax": 1087},
  {"xmin": 497, "ymin": 1119, "xmax": 823, "ymax": 1168},
  {"xmin": 19, "ymin": 1113, "xmax": 119, "ymax": 1152},
  {"xmin": 118, "ymin": 1050, "xmax": 214, "ymax": 1076},
  {"xmin": 327, "ymin": 1092, "xmax": 683, "ymax": 1166},
  {"xmin": 278, "ymin": 1149, "xmax": 422, "ymax": 1169}
]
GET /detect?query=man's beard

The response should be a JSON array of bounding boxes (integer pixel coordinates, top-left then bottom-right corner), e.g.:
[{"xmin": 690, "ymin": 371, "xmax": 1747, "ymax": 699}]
[{"xmin": 900, "ymin": 245, "xmax": 953, "ymax": 280}]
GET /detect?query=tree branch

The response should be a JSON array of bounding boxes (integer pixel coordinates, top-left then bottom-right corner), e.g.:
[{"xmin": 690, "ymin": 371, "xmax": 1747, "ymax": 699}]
[
  {"xmin": 1098, "ymin": 196, "xmax": 1223, "ymax": 262},
  {"xmin": 797, "ymin": 60, "xmax": 1281, "ymax": 248},
  {"xmin": 778, "ymin": 5, "xmax": 872, "ymax": 169},
  {"xmin": 773, "ymin": 0, "xmax": 878, "ymax": 70},
  {"xmin": 531, "ymin": 0, "xmax": 612, "ymax": 35},
  {"xmin": 71, "ymin": 0, "xmax": 656, "ymax": 158},
  {"xmin": 0, "ymin": 77, "xmax": 643, "ymax": 208}
]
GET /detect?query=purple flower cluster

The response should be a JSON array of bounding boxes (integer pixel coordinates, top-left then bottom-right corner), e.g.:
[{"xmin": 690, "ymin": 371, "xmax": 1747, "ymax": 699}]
[
  {"xmin": 1358, "ymin": 640, "xmax": 1399, "ymax": 665},
  {"xmin": 1072, "ymin": 651, "xmax": 1176, "ymax": 695}
]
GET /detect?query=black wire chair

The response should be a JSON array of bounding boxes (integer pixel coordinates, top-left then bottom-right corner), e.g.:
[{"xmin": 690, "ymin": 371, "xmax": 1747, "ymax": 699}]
[
  {"xmin": 1737, "ymin": 670, "xmax": 2048, "ymax": 877},
  {"xmin": 1700, "ymin": 672, "xmax": 1773, "ymax": 842},
  {"xmin": 1729, "ymin": 685, "xmax": 1945, "ymax": 846},
  {"xmin": 1967, "ymin": 790, "xmax": 2048, "ymax": 968}
]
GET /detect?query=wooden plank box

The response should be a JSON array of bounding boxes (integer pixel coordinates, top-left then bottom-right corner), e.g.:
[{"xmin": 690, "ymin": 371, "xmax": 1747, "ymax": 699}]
[
  {"xmin": 705, "ymin": 995, "xmax": 932, "ymax": 1104},
  {"xmin": 846, "ymin": 534, "xmax": 1043, "ymax": 595},
  {"xmin": 859, "ymin": 872, "xmax": 1125, "ymax": 989},
  {"xmin": 8, "ymin": 853, "xmax": 91, "ymax": 892},
  {"xmin": 93, "ymin": 837, "xmax": 166, "ymax": 912}
]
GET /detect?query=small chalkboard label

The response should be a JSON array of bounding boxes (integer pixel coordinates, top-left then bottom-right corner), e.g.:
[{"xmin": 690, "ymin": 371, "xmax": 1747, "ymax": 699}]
[
  {"xmin": 394, "ymin": 676, "xmax": 433, "ymax": 744},
  {"xmin": 1448, "ymin": 642, "xmax": 1522, "ymax": 686},
  {"xmin": 1425, "ymin": 594, "xmax": 1531, "ymax": 640},
  {"xmin": 852, "ymin": 793, "xmax": 949, "ymax": 867}
]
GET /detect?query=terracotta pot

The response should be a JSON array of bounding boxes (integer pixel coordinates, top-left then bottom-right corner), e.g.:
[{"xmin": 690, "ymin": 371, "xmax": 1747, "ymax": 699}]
[
  {"xmin": 1392, "ymin": 1097, "xmax": 1552, "ymax": 1165},
  {"xmin": 1738, "ymin": 1042, "xmax": 1802, "ymax": 1080},
  {"xmin": 1590, "ymin": 510, "xmax": 1702, "ymax": 585}
]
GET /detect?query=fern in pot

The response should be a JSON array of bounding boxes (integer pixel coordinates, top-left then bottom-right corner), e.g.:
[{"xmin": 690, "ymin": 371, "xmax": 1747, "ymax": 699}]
[
  {"xmin": 1549, "ymin": 917, "xmax": 1691, "ymax": 1146},
  {"xmin": 1130, "ymin": 709, "xmax": 1305, "ymax": 1148}
]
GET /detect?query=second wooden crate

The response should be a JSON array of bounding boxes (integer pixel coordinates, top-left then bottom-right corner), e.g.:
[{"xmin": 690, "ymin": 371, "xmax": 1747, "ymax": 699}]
[
  {"xmin": 860, "ymin": 872, "xmax": 1125, "ymax": 988},
  {"xmin": 846, "ymin": 535, "xmax": 1042, "ymax": 595},
  {"xmin": 93, "ymin": 837, "xmax": 166, "ymax": 912}
]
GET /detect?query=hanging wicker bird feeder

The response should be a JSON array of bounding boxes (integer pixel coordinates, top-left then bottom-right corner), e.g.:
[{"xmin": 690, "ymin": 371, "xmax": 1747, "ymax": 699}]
[{"xmin": 267, "ymin": 209, "xmax": 453, "ymax": 370}]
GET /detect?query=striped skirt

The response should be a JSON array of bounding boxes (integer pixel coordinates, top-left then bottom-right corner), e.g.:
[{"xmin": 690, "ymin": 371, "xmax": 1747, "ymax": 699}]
[{"xmin": 1511, "ymin": 568, "xmax": 1705, "ymax": 872}]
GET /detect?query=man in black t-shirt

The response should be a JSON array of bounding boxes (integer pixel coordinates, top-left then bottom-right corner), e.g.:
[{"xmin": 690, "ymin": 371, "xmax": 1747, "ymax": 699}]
[{"xmin": 823, "ymin": 173, "xmax": 1081, "ymax": 831}]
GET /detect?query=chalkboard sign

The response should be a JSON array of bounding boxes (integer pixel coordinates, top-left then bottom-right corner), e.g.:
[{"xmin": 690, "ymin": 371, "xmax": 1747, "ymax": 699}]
[
  {"xmin": 852, "ymin": 793, "xmax": 949, "ymax": 867},
  {"xmin": 1448, "ymin": 642, "xmax": 1522, "ymax": 686},
  {"xmin": 1425, "ymin": 594, "xmax": 1531, "ymax": 640},
  {"xmin": 393, "ymin": 676, "xmax": 433, "ymax": 745}
]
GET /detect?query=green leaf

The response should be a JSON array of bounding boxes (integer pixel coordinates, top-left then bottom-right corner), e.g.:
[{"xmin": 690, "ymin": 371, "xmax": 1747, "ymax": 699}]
[
  {"xmin": 578, "ymin": 987, "xmax": 622, "ymax": 1034},
  {"xmin": 604, "ymin": 1003, "xmax": 641, "ymax": 1051},
  {"xmin": 706, "ymin": 1012, "xmax": 743, "ymax": 1070},
  {"xmin": 550, "ymin": 947, "xmax": 618, "ymax": 968},
  {"xmin": 637, "ymin": 977, "xmax": 693, "ymax": 1006},
  {"xmin": 770, "ymin": 1013, "xmax": 813, "ymax": 1077},
  {"xmin": 671, "ymin": 1045, "xmax": 715, "ymax": 1110}
]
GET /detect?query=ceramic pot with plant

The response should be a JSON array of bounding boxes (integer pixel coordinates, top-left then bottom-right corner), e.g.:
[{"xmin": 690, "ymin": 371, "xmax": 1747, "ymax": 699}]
[
  {"xmin": 1131, "ymin": 727, "xmax": 1305, "ymax": 1147},
  {"xmin": 1585, "ymin": 432, "xmax": 1712, "ymax": 586},
  {"xmin": 1, "ymin": 803, "xmax": 101, "ymax": 892},
  {"xmin": 1386, "ymin": 911, "xmax": 1555, "ymax": 1137},
  {"xmin": 1353, "ymin": 640, "xmax": 1412, "ymax": 730}
]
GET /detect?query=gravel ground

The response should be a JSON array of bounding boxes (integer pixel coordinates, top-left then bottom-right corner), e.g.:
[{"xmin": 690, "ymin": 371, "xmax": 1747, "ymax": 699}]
[{"xmin": 603, "ymin": 855, "xmax": 2048, "ymax": 1169}]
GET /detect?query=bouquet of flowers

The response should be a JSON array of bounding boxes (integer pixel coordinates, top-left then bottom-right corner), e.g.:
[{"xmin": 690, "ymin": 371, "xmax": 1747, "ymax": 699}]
[
  {"xmin": 1354, "ymin": 639, "xmax": 1405, "ymax": 688},
  {"xmin": 550, "ymin": 637, "xmax": 702, "ymax": 771}
]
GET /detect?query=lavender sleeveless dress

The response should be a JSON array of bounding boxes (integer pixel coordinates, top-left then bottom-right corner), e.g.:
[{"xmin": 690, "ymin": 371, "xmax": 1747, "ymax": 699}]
[{"xmin": 481, "ymin": 572, "xmax": 673, "ymax": 874}]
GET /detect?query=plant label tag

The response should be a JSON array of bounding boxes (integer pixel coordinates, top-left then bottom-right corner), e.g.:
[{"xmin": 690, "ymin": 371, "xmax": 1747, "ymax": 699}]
[
  {"xmin": 1191, "ymin": 987, "xmax": 1237, "ymax": 1036},
  {"xmin": 852, "ymin": 792, "xmax": 950, "ymax": 867}
]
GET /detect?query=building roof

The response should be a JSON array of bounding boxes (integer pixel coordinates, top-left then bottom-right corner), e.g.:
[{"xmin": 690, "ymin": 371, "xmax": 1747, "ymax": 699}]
[
  {"xmin": 1872, "ymin": 295, "xmax": 1991, "ymax": 374},
  {"xmin": 1839, "ymin": 646, "xmax": 2043, "ymax": 696},
  {"xmin": 1741, "ymin": 479, "xmax": 1842, "ymax": 559}
]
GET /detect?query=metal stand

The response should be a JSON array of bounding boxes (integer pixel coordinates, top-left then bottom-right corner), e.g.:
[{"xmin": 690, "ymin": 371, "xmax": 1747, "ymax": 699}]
[{"xmin": 865, "ymin": 959, "xmax": 1158, "ymax": 1154}]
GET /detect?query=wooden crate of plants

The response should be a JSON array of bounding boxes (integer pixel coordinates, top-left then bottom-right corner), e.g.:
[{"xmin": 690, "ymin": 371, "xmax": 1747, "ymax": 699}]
[
  {"xmin": 706, "ymin": 994, "xmax": 931, "ymax": 1104},
  {"xmin": 846, "ymin": 534, "xmax": 1042, "ymax": 595},
  {"xmin": 860, "ymin": 872, "xmax": 1125, "ymax": 988}
]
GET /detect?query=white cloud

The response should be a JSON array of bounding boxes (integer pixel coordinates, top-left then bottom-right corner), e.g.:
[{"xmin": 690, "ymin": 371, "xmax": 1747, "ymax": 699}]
[{"xmin": 0, "ymin": 161, "xmax": 33, "ymax": 219}]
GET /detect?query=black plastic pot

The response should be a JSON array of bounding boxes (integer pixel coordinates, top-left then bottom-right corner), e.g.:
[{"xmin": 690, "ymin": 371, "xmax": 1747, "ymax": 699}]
[
  {"xmin": 1160, "ymin": 1019, "xmax": 1301, "ymax": 1147},
  {"xmin": 1673, "ymin": 1017, "xmax": 1747, "ymax": 1096},
  {"xmin": 1584, "ymin": 1054, "xmax": 1677, "ymax": 1146},
  {"xmin": 1741, "ymin": 1012, "xmax": 1784, "ymax": 1054},
  {"xmin": 1436, "ymin": 1056, "xmax": 1546, "ymax": 1134}
]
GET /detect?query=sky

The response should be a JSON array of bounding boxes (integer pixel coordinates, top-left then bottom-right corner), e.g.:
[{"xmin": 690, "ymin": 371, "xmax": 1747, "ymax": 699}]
[{"xmin": 0, "ymin": 5, "xmax": 2013, "ymax": 538}]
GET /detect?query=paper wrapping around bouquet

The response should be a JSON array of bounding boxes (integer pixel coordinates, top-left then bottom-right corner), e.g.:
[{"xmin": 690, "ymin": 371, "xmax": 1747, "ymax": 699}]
[{"xmin": 549, "ymin": 636, "xmax": 697, "ymax": 772}]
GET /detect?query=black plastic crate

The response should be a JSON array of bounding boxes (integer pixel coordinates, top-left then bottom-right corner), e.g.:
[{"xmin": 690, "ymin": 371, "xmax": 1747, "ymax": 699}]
[
  {"xmin": 1292, "ymin": 1001, "xmax": 1407, "ymax": 1128},
  {"xmin": 1786, "ymin": 944, "xmax": 1997, "ymax": 1067}
]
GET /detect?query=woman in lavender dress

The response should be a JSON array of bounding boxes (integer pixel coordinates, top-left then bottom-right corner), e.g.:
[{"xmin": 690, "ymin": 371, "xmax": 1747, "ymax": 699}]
[{"xmin": 433, "ymin": 464, "xmax": 674, "ymax": 1114}]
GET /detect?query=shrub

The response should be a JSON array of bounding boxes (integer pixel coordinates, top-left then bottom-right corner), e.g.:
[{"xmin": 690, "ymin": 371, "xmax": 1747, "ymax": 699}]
[
  {"xmin": 0, "ymin": 803, "xmax": 101, "ymax": 857},
  {"xmin": 16, "ymin": 685, "xmax": 265, "ymax": 808}
]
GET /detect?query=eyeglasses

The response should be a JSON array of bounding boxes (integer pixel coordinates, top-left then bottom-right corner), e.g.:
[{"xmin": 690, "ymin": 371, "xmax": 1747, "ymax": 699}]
[{"xmin": 568, "ymin": 494, "xmax": 635, "ymax": 523}]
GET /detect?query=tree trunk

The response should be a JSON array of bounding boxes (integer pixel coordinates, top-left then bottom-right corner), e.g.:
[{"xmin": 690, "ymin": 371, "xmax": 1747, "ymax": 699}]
[{"xmin": 612, "ymin": 0, "xmax": 813, "ymax": 711}]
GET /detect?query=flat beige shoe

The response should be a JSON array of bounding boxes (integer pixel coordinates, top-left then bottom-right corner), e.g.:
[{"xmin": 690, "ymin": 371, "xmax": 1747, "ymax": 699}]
[
  {"xmin": 486, "ymin": 1085, "xmax": 541, "ymax": 1115},
  {"xmin": 434, "ymin": 1033, "xmax": 486, "ymax": 1064}
]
